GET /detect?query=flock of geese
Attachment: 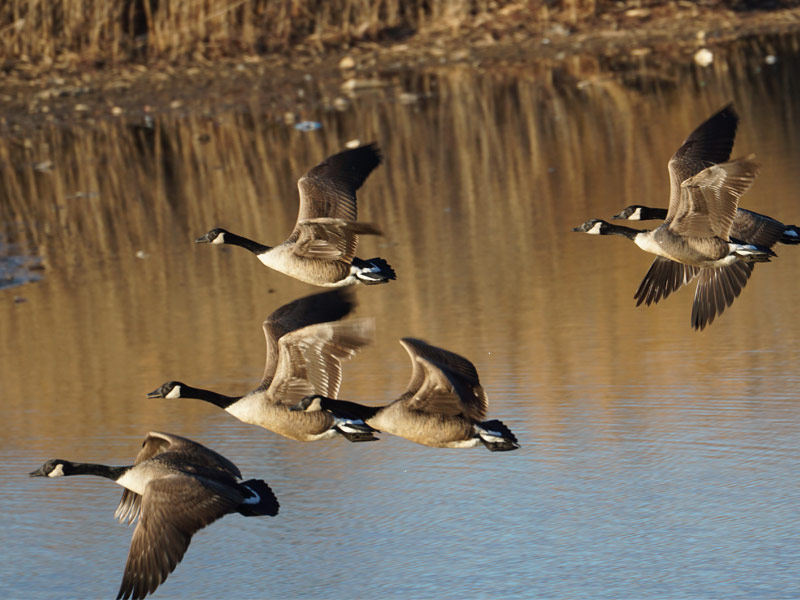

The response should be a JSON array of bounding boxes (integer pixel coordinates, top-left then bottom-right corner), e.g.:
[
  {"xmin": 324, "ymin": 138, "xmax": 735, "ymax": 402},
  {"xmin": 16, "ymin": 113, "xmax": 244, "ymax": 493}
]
[
  {"xmin": 573, "ymin": 104, "xmax": 798, "ymax": 329},
  {"xmin": 30, "ymin": 142, "xmax": 519, "ymax": 599},
  {"xmin": 30, "ymin": 103, "xmax": 796, "ymax": 598}
]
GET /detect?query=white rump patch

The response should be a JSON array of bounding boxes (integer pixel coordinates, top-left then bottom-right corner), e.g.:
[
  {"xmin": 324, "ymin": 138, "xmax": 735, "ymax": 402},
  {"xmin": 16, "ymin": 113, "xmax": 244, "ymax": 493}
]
[
  {"xmin": 335, "ymin": 419, "xmax": 367, "ymax": 433},
  {"xmin": 445, "ymin": 439, "xmax": 481, "ymax": 448},
  {"xmin": 47, "ymin": 463, "xmax": 65, "ymax": 477},
  {"xmin": 242, "ymin": 485, "xmax": 261, "ymax": 504},
  {"xmin": 479, "ymin": 430, "xmax": 503, "ymax": 442},
  {"xmin": 730, "ymin": 243, "xmax": 765, "ymax": 258}
]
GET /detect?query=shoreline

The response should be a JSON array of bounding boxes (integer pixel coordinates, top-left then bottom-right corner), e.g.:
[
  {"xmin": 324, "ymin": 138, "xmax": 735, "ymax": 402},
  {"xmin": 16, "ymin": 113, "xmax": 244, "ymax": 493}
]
[{"xmin": 2, "ymin": 6, "xmax": 800, "ymax": 136}]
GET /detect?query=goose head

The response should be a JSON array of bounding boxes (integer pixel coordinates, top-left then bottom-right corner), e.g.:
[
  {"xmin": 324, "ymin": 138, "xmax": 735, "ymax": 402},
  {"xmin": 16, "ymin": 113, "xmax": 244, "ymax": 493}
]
[
  {"xmin": 612, "ymin": 205, "xmax": 647, "ymax": 220},
  {"xmin": 572, "ymin": 219, "xmax": 612, "ymax": 235},
  {"xmin": 30, "ymin": 459, "xmax": 72, "ymax": 477},
  {"xmin": 290, "ymin": 394, "xmax": 326, "ymax": 412},
  {"xmin": 147, "ymin": 381, "xmax": 186, "ymax": 399},
  {"xmin": 195, "ymin": 228, "xmax": 229, "ymax": 244}
]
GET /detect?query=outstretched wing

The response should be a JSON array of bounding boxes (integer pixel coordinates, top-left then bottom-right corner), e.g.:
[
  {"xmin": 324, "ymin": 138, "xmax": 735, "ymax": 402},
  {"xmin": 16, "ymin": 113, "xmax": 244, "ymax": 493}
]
[
  {"xmin": 266, "ymin": 319, "xmax": 374, "ymax": 405},
  {"xmin": 115, "ymin": 432, "xmax": 240, "ymax": 526},
  {"xmin": 291, "ymin": 218, "xmax": 381, "ymax": 262},
  {"xmin": 260, "ymin": 289, "xmax": 357, "ymax": 387},
  {"xmin": 668, "ymin": 156, "xmax": 759, "ymax": 239},
  {"xmin": 117, "ymin": 475, "xmax": 244, "ymax": 600},
  {"xmin": 634, "ymin": 257, "xmax": 700, "ymax": 307},
  {"xmin": 666, "ymin": 104, "xmax": 738, "ymax": 213},
  {"xmin": 295, "ymin": 143, "xmax": 382, "ymax": 224},
  {"xmin": 398, "ymin": 338, "xmax": 488, "ymax": 422},
  {"xmin": 691, "ymin": 262, "xmax": 754, "ymax": 330}
]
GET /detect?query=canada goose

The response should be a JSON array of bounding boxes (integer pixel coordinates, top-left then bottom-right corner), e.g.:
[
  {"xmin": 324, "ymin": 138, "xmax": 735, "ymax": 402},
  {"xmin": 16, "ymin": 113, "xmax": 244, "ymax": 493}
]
[
  {"xmin": 147, "ymin": 289, "xmax": 378, "ymax": 442},
  {"xmin": 196, "ymin": 143, "xmax": 395, "ymax": 287},
  {"xmin": 612, "ymin": 205, "xmax": 800, "ymax": 246},
  {"xmin": 30, "ymin": 431, "xmax": 279, "ymax": 600},
  {"xmin": 572, "ymin": 105, "xmax": 778, "ymax": 330},
  {"xmin": 291, "ymin": 338, "xmax": 519, "ymax": 451}
]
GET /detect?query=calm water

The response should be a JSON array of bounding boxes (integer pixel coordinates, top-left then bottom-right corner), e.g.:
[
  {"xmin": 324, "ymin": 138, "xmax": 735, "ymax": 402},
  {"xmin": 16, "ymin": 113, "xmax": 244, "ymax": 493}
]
[{"xmin": 2, "ymin": 37, "xmax": 800, "ymax": 599}]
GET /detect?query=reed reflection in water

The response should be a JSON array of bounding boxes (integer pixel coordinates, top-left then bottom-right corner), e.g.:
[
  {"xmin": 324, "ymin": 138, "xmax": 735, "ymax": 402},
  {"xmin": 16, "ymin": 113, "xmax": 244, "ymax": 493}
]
[{"xmin": 2, "ymin": 40, "xmax": 800, "ymax": 599}]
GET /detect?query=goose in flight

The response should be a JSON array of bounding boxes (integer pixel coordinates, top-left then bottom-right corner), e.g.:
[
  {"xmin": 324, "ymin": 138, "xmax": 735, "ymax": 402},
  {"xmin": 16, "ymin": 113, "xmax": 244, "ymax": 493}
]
[
  {"xmin": 612, "ymin": 204, "xmax": 799, "ymax": 246},
  {"xmin": 291, "ymin": 338, "xmax": 519, "ymax": 451},
  {"xmin": 147, "ymin": 289, "xmax": 377, "ymax": 441},
  {"xmin": 573, "ymin": 105, "xmax": 777, "ymax": 329},
  {"xmin": 196, "ymin": 143, "xmax": 395, "ymax": 286},
  {"xmin": 30, "ymin": 431, "xmax": 279, "ymax": 600}
]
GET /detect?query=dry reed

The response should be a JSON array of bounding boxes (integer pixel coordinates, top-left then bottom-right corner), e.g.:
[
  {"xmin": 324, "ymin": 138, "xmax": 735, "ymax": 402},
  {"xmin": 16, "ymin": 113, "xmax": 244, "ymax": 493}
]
[{"xmin": 6, "ymin": 1, "xmax": 762, "ymax": 67}]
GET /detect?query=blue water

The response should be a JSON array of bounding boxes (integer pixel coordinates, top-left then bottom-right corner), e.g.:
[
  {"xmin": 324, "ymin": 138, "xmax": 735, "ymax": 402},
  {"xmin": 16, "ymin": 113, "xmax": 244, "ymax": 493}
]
[{"xmin": 2, "ymin": 34, "xmax": 800, "ymax": 600}]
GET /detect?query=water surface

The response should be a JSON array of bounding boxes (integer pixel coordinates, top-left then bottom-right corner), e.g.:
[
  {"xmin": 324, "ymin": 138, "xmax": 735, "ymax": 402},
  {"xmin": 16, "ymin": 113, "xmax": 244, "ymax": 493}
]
[{"xmin": 2, "ymin": 37, "xmax": 800, "ymax": 599}]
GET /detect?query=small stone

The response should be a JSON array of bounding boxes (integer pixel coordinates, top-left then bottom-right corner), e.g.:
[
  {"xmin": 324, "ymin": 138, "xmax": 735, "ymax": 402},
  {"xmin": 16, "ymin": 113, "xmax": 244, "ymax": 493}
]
[
  {"xmin": 765, "ymin": 55, "xmax": 777, "ymax": 65},
  {"xmin": 694, "ymin": 48, "xmax": 713, "ymax": 67},
  {"xmin": 339, "ymin": 56, "xmax": 356, "ymax": 70},
  {"xmin": 111, "ymin": 106, "xmax": 123, "ymax": 116},
  {"xmin": 74, "ymin": 103, "xmax": 88, "ymax": 111}
]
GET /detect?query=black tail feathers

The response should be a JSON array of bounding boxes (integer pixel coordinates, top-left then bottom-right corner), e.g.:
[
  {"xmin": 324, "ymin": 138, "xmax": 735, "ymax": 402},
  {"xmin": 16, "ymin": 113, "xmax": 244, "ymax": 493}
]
[
  {"xmin": 354, "ymin": 257, "xmax": 396, "ymax": 284},
  {"xmin": 780, "ymin": 225, "xmax": 800, "ymax": 245},
  {"xmin": 479, "ymin": 419, "xmax": 520, "ymax": 452},
  {"xmin": 336, "ymin": 427, "xmax": 380, "ymax": 442},
  {"xmin": 238, "ymin": 479, "xmax": 280, "ymax": 517}
]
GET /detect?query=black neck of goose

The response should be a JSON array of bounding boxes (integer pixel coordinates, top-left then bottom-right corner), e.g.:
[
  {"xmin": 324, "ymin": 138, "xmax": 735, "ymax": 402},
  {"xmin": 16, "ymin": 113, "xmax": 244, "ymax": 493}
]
[
  {"xmin": 224, "ymin": 232, "xmax": 271, "ymax": 255},
  {"xmin": 67, "ymin": 462, "xmax": 131, "ymax": 481},
  {"xmin": 605, "ymin": 223, "xmax": 645, "ymax": 241},
  {"xmin": 642, "ymin": 207, "xmax": 668, "ymax": 221},
  {"xmin": 179, "ymin": 384, "xmax": 240, "ymax": 409},
  {"xmin": 323, "ymin": 397, "xmax": 382, "ymax": 421}
]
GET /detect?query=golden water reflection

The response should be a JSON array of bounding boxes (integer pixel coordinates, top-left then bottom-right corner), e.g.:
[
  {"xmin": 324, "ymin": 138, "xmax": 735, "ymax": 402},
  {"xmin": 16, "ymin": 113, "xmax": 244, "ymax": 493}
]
[{"xmin": 2, "ymin": 38, "xmax": 800, "ymax": 599}]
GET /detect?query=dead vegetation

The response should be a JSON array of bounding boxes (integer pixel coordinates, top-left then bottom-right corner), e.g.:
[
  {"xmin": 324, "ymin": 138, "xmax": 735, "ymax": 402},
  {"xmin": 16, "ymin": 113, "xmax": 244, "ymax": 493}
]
[{"xmin": 2, "ymin": 1, "xmax": 798, "ymax": 69}]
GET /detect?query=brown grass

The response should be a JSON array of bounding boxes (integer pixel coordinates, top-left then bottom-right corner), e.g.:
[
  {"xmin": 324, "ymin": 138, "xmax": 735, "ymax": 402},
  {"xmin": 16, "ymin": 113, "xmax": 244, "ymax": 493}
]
[{"xmin": 3, "ymin": 0, "xmax": 781, "ymax": 68}]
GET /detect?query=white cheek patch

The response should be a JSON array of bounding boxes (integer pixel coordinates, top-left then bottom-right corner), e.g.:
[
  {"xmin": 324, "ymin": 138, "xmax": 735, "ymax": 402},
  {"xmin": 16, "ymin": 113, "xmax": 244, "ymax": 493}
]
[
  {"xmin": 211, "ymin": 234, "xmax": 225, "ymax": 245},
  {"xmin": 165, "ymin": 386, "xmax": 182, "ymax": 399},
  {"xmin": 48, "ymin": 464, "xmax": 65, "ymax": 477},
  {"xmin": 587, "ymin": 222, "xmax": 603, "ymax": 235},
  {"xmin": 630, "ymin": 208, "xmax": 642, "ymax": 220}
]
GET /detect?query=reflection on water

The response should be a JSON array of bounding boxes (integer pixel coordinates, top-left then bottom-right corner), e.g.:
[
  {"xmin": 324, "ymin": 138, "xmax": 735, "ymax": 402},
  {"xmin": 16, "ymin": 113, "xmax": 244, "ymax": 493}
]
[{"xmin": 2, "ymin": 36, "xmax": 800, "ymax": 599}]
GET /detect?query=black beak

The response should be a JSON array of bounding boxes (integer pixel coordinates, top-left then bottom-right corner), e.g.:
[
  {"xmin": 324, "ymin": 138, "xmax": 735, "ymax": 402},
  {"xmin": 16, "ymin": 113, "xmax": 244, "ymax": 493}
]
[
  {"xmin": 195, "ymin": 233, "xmax": 211, "ymax": 243},
  {"xmin": 146, "ymin": 387, "xmax": 165, "ymax": 399}
]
